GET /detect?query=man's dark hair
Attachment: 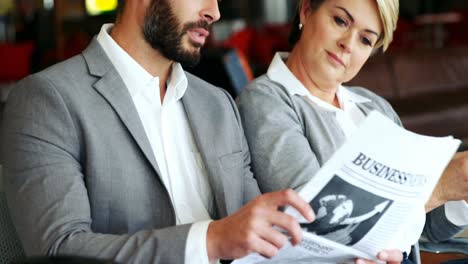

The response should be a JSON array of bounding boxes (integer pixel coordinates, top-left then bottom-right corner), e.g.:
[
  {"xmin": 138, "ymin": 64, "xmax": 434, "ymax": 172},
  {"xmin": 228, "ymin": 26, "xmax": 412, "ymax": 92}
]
[
  {"xmin": 116, "ymin": 0, "xmax": 125, "ymax": 16},
  {"xmin": 288, "ymin": 0, "xmax": 326, "ymax": 47}
]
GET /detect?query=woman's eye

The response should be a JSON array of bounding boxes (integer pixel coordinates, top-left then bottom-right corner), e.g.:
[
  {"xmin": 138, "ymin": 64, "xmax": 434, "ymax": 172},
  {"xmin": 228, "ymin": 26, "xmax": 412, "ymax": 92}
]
[
  {"xmin": 361, "ymin": 37, "xmax": 372, "ymax": 47},
  {"xmin": 334, "ymin": 16, "xmax": 347, "ymax": 27}
]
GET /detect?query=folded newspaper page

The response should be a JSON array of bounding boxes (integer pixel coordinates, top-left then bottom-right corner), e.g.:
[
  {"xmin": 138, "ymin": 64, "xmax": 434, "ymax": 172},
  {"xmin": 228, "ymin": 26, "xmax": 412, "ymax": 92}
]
[{"xmin": 233, "ymin": 111, "xmax": 460, "ymax": 264}]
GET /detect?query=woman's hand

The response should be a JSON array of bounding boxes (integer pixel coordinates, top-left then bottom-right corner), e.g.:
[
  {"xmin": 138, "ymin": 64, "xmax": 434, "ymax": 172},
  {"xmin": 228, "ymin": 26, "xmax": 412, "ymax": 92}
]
[
  {"xmin": 356, "ymin": 249, "xmax": 403, "ymax": 264},
  {"xmin": 426, "ymin": 151, "xmax": 468, "ymax": 212}
]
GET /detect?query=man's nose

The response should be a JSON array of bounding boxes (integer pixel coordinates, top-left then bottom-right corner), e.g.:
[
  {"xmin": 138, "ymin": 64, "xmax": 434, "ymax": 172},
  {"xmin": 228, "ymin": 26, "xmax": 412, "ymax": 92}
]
[{"xmin": 200, "ymin": 0, "xmax": 221, "ymax": 23}]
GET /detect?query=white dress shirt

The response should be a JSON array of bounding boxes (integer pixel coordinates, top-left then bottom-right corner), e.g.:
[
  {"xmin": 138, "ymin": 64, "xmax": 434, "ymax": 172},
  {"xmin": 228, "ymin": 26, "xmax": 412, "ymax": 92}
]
[
  {"xmin": 97, "ymin": 24, "xmax": 214, "ymax": 264},
  {"xmin": 268, "ymin": 52, "xmax": 468, "ymax": 248},
  {"xmin": 445, "ymin": 201, "xmax": 468, "ymax": 226}
]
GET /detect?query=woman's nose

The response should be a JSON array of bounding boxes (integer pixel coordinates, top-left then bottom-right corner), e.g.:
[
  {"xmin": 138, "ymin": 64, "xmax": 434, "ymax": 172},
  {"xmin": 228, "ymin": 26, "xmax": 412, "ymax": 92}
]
[{"xmin": 338, "ymin": 32, "xmax": 355, "ymax": 53}]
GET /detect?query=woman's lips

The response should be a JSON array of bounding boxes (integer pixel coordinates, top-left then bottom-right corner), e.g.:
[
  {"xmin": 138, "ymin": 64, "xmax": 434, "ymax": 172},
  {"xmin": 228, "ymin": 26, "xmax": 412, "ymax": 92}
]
[{"xmin": 326, "ymin": 51, "xmax": 345, "ymax": 67}]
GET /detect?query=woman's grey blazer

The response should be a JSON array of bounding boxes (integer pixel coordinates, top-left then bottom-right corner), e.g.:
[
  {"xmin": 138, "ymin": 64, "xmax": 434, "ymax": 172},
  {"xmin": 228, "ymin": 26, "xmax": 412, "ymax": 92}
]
[
  {"xmin": 1, "ymin": 39, "xmax": 260, "ymax": 263},
  {"xmin": 237, "ymin": 75, "xmax": 464, "ymax": 243}
]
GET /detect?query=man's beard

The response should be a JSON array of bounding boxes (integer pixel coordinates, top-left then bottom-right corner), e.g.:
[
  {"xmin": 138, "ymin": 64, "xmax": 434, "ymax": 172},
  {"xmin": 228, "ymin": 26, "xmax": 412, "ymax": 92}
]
[{"xmin": 142, "ymin": 0, "xmax": 210, "ymax": 67}]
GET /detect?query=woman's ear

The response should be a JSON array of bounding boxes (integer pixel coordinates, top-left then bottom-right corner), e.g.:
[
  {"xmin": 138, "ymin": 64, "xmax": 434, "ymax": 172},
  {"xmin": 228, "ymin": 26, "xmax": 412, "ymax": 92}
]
[{"xmin": 299, "ymin": 0, "xmax": 311, "ymax": 25}]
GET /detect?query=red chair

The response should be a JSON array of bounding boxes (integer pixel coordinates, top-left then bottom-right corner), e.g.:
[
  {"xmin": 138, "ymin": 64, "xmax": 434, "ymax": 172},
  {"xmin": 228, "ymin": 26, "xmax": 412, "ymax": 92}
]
[{"xmin": 0, "ymin": 42, "xmax": 34, "ymax": 82}]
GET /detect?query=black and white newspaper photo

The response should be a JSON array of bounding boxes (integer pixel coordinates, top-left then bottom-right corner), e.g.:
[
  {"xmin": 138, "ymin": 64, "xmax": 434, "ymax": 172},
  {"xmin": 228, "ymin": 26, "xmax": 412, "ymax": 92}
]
[{"xmin": 300, "ymin": 175, "xmax": 392, "ymax": 246}]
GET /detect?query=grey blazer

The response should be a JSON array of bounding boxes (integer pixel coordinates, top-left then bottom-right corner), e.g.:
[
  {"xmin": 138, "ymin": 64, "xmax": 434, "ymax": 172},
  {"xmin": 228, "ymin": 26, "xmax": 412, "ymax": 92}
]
[
  {"xmin": 1, "ymin": 39, "xmax": 260, "ymax": 263},
  {"xmin": 237, "ymin": 75, "xmax": 465, "ymax": 244}
]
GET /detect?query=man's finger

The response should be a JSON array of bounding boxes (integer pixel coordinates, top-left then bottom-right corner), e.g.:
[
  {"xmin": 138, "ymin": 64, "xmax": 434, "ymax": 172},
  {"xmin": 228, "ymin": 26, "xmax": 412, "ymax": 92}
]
[
  {"xmin": 265, "ymin": 189, "xmax": 315, "ymax": 222},
  {"xmin": 266, "ymin": 210, "xmax": 303, "ymax": 245},
  {"xmin": 257, "ymin": 224, "xmax": 289, "ymax": 249},
  {"xmin": 250, "ymin": 235, "xmax": 281, "ymax": 259}
]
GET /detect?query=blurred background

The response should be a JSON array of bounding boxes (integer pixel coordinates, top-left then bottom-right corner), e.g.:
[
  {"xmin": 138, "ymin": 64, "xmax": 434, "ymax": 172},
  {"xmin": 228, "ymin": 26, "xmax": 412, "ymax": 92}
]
[
  {"xmin": 0, "ymin": 1, "xmax": 467, "ymax": 263},
  {"xmin": 1, "ymin": 0, "xmax": 468, "ymax": 147}
]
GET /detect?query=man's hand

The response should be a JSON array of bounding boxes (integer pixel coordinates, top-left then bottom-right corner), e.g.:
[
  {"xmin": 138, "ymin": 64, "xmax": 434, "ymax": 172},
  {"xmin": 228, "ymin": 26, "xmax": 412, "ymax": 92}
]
[
  {"xmin": 426, "ymin": 151, "xmax": 468, "ymax": 212},
  {"xmin": 206, "ymin": 189, "xmax": 315, "ymax": 261},
  {"xmin": 356, "ymin": 249, "xmax": 403, "ymax": 264}
]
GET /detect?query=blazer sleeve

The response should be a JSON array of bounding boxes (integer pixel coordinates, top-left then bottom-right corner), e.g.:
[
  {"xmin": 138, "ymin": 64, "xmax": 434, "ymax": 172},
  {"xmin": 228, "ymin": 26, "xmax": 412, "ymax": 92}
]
[
  {"xmin": 219, "ymin": 88, "xmax": 261, "ymax": 204},
  {"xmin": 237, "ymin": 81, "xmax": 322, "ymax": 193},
  {"xmin": 423, "ymin": 205, "xmax": 466, "ymax": 242},
  {"xmin": 1, "ymin": 75, "xmax": 190, "ymax": 263}
]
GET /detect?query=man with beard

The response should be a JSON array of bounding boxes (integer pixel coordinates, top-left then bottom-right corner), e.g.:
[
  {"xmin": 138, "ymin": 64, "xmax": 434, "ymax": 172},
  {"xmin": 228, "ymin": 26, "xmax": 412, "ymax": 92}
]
[
  {"xmin": 1, "ymin": 0, "xmax": 314, "ymax": 263},
  {"xmin": 1, "ymin": 0, "xmax": 403, "ymax": 263}
]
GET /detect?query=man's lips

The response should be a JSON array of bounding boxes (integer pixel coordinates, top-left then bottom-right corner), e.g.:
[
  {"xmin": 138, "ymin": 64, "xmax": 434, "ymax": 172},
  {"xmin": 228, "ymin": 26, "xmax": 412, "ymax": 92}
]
[
  {"xmin": 326, "ymin": 51, "xmax": 345, "ymax": 67},
  {"xmin": 187, "ymin": 28, "xmax": 210, "ymax": 46}
]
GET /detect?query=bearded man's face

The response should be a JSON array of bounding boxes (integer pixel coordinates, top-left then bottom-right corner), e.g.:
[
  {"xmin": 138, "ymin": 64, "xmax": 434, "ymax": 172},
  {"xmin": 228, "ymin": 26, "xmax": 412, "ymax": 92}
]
[{"xmin": 142, "ymin": 0, "xmax": 212, "ymax": 67}]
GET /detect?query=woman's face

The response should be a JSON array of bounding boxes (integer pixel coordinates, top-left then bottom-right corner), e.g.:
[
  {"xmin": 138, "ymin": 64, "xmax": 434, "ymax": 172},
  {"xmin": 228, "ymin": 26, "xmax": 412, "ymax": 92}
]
[{"xmin": 296, "ymin": 0, "xmax": 382, "ymax": 88}]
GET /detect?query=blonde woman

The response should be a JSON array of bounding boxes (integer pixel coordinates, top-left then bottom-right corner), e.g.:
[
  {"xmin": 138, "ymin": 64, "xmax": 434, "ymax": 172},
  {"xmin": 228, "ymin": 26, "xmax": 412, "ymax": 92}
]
[{"xmin": 238, "ymin": 0, "xmax": 468, "ymax": 261}]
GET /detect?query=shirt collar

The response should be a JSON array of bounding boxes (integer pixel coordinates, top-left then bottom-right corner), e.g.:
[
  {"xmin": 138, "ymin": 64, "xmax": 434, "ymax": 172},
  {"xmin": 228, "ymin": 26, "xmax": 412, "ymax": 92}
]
[
  {"xmin": 167, "ymin": 62, "xmax": 188, "ymax": 102},
  {"xmin": 96, "ymin": 24, "xmax": 187, "ymax": 103},
  {"xmin": 267, "ymin": 52, "xmax": 370, "ymax": 111},
  {"xmin": 337, "ymin": 84, "xmax": 371, "ymax": 105},
  {"xmin": 267, "ymin": 52, "xmax": 310, "ymax": 97}
]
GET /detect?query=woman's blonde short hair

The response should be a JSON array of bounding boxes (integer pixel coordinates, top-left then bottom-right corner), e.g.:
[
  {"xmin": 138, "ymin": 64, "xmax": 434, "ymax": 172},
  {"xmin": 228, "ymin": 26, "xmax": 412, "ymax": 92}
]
[
  {"xmin": 375, "ymin": 0, "xmax": 399, "ymax": 51},
  {"xmin": 289, "ymin": 0, "xmax": 399, "ymax": 52}
]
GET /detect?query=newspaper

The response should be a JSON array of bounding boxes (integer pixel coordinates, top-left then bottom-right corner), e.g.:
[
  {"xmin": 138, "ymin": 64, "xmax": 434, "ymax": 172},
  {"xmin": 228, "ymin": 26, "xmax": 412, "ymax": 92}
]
[{"xmin": 233, "ymin": 111, "xmax": 460, "ymax": 264}]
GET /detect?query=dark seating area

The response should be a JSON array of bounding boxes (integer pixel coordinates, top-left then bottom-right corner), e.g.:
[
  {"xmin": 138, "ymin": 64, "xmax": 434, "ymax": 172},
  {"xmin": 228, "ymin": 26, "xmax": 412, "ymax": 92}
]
[{"xmin": 347, "ymin": 46, "xmax": 468, "ymax": 148}]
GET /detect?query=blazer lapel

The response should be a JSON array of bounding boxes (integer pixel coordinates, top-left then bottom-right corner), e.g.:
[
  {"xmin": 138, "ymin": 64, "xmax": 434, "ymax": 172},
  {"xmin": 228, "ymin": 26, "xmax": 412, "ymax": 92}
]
[
  {"xmin": 181, "ymin": 82, "xmax": 228, "ymax": 219},
  {"xmin": 82, "ymin": 39, "xmax": 162, "ymax": 178}
]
